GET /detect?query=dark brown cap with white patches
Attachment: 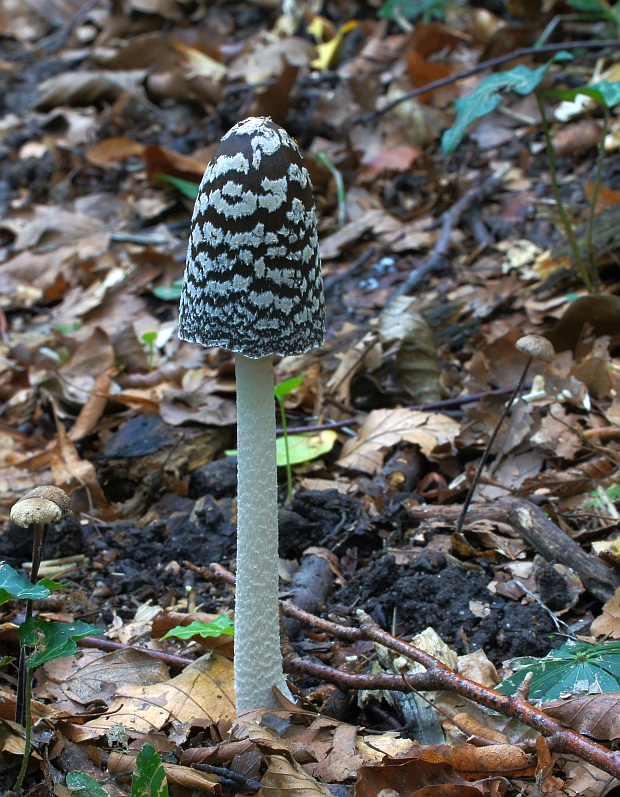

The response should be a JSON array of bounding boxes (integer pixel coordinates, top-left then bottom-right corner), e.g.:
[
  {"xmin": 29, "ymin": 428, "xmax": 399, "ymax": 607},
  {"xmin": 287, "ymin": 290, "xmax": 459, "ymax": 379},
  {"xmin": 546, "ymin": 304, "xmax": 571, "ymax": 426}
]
[{"xmin": 179, "ymin": 117, "xmax": 325, "ymax": 359}]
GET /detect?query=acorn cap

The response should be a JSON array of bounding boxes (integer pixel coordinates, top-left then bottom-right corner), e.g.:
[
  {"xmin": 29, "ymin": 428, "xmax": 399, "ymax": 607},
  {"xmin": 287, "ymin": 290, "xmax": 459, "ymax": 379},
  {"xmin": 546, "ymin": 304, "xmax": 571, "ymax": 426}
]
[
  {"xmin": 179, "ymin": 117, "xmax": 325, "ymax": 359},
  {"xmin": 515, "ymin": 334, "xmax": 556, "ymax": 363},
  {"xmin": 11, "ymin": 498, "xmax": 62, "ymax": 528}
]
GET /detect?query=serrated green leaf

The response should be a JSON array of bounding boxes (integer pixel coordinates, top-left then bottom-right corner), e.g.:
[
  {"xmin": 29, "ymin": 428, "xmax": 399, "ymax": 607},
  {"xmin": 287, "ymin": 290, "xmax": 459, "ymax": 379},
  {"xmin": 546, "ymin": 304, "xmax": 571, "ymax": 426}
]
[
  {"xmin": 19, "ymin": 618, "xmax": 103, "ymax": 668},
  {"xmin": 132, "ymin": 743, "xmax": 168, "ymax": 797},
  {"xmin": 66, "ymin": 771, "xmax": 113, "ymax": 796},
  {"xmin": 0, "ymin": 562, "xmax": 52, "ymax": 605},
  {"xmin": 274, "ymin": 376, "xmax": 304, "ymax": 399},
  {"xmin": 162, "ymin": 614, "xmax": 234, "ymax": 641},
  {"xmin": 497, "ymin": 640, "xmax": 620, "ymax": 701},
  {"xmin": 152, "ymin": 172, "xmax": 200, "ymax": 200}
]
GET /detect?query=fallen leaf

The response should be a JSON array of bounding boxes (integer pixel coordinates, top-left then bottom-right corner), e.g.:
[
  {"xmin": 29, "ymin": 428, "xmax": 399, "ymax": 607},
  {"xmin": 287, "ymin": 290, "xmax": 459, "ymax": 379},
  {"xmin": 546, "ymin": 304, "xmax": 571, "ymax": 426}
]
[{"xmin": 338, "ymin": 408, "xmax": 459, "ymax": 474}]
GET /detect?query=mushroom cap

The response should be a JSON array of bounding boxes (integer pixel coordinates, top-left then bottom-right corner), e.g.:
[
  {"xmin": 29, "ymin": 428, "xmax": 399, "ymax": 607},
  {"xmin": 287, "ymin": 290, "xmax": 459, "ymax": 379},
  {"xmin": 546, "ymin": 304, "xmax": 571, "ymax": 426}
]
[
  {"xmin": 179, "ymin": 117, "xmax": 325, "ymax": 359},
  {"xmin": 11, "ymin": 497, "xmax": 62, "ymax": 528},
  {"xmin": 515, "ymin": 334, "xmax": 555, "ymax": 363}
]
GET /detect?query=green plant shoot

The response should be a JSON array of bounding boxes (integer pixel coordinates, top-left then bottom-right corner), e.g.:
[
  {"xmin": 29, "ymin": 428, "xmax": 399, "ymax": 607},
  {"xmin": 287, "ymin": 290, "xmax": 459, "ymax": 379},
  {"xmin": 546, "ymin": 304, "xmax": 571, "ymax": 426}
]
[
  {"xmin": 275, "ymin": 376, "xmax": 305, "ymax": 502},
  {"xmin": 141, "ymin": 331, "xmax": 158, "ymax": 372},
  {"xmin": 162, "ymin": 614, "xmax": 234, "ymax": 641}
]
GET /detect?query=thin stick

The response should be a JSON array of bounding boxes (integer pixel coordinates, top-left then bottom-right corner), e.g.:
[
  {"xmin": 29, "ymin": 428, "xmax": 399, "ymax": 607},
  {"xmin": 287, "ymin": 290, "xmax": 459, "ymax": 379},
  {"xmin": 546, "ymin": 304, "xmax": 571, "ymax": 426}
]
[{"xmin": 362, "ymin": 39, "xmax": 620, "ymax": 122}]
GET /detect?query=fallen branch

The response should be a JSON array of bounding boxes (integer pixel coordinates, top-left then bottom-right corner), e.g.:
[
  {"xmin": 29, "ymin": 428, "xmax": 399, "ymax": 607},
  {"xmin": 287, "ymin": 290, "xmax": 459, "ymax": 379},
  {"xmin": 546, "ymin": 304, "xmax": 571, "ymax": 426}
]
[{"xmin": 203, "ymin": 561, "xmax": 620, "ymax": 781}]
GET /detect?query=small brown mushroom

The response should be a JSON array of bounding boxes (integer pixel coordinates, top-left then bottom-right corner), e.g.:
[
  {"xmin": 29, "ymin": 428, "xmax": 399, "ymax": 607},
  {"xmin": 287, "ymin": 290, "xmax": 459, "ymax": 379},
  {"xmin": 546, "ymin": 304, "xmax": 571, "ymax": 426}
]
[
  {"xmin": 516, "ymin": 334, "xmax": 556, "ymax": 363},
  {"xmin": 10, "ymin": 497, "xmax": 61, "ymax": 528}
]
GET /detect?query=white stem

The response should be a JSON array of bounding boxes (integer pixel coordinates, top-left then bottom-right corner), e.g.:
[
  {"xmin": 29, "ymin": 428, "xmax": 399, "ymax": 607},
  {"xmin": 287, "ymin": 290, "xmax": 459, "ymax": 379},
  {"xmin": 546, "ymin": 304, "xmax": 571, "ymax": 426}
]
[{"xmin": 234, "ymin": 353, "xmax": 293, "ymax": 712}]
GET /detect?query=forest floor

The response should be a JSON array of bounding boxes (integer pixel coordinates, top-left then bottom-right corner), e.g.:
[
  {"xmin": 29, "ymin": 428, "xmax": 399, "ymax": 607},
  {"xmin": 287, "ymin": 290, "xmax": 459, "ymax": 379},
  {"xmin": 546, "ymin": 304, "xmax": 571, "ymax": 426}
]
[{"xmin": 1, "ymin": 0, "xmax": 620, "ymax": 795}]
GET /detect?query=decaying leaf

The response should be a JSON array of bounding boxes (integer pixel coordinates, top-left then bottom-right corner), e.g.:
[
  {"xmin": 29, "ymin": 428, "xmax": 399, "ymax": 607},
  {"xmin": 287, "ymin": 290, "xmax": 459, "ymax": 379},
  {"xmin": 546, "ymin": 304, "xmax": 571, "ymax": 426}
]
[{"xmin": 338, "ymin": 408, "xmax": 458, "ymax": 474}]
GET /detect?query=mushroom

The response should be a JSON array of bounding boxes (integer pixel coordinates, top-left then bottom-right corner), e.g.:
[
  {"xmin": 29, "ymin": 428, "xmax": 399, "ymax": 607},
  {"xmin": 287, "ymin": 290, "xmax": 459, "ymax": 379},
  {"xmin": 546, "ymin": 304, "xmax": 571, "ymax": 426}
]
[
  {"xmin": 10, "ymin": 485, "xmax": 71, "ymax": 726},
  {"xmin": 178, "ymin": 117, "xmax": 325, "ymax": 712},
  {"xmin": 455, "ymin": 333, "xmax": 556, "ymax": 536}
]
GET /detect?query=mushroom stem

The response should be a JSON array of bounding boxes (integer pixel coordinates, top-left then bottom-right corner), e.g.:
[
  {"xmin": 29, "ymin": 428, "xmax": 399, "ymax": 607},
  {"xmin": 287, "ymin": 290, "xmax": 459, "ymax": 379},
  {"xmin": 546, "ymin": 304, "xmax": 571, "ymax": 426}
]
[
  {"xmin": 16, "ymin": 521, "xmax": 45, "ymax": 727},
  {"xmin": 234, "ymin": 353, "xmax": 294, "ymax": 712}
]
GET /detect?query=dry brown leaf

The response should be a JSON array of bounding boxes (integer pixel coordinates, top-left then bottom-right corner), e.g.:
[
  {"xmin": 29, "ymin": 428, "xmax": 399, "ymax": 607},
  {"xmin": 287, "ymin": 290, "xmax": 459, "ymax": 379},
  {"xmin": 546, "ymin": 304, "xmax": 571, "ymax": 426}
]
[
  {"xmin": 591, "ymin": 588, "xmax": 620, "ymax": 638},
  {"xmin": 42, "ymin": 647, "xmax": 170, "ymax": 707},
  {"xmin": 450, "ymin": 743, "xmax": 535, "ymax": 777},
  {"xmin": 85, "ymin": 137, "xmax": 145, "ymax": 166},
  {"xmin": 79, "ymin": 653, "xmax": 235, "ymax": 738},
  {"xmin": 51, "ymin": 424, "xmax": 111, "ymax": 513},
  {"xmin": 544, "ymin": 693, "xmax": 620, "ymax": 741},
  {"xmin": 261, "ymin": 754, "xmax": 333, "ymax": 797},
  {"xmin": 354, "ymin": 756, "xmax": 480, "ymax": 797},
  {"xmin": 36, "ymin": 70, "xmax": 149, "ymax": 109},
  {"xmin": 379, "ymin": 297, "xmax": 442, "ymax": 404},
  {"xmin": 338, "ymin": 408, "xmax": 459, "ymax": 475}
]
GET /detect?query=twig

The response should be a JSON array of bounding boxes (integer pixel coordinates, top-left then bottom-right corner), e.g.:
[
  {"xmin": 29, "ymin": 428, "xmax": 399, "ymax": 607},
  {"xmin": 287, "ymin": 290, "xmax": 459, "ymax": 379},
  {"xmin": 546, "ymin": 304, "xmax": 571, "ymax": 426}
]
[
  {"xmin": 360, "ymin": 39, "xmax": 620, "ymax": 123},
  {"xmin": 280, "ymin": 383, "xmax": 532, "ymax": 436},
  {"xmin": 79, "ymin": 636, "xmax": 193, "ymax": 669},
  {"xmin": 391, "ymin": 173, "xmax": 503, "ymax": 298},
  {"xmin": 204, "ymin": 562, "xmax": 620, "ymax": 781}
]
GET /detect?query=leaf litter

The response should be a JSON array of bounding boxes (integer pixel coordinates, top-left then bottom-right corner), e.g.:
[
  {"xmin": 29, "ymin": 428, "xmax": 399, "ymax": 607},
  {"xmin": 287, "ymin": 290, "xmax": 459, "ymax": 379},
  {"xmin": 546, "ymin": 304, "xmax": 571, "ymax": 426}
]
[{"xmin": 1, "ymin": 0, "xmax": 620, "ymax": 794}]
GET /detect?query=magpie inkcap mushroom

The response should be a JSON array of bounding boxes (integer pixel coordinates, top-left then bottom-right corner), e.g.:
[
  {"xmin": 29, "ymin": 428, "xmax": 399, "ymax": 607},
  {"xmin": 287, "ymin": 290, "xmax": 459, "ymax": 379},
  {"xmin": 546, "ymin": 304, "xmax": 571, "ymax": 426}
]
[{"xmin": 178, "ymin": 117, "xmax": 325, "ymax": 713}]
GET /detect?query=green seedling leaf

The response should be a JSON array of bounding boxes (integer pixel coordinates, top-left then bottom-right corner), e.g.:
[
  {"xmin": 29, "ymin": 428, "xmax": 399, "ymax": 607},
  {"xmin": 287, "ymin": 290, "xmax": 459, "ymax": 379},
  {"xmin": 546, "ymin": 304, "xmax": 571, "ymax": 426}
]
[
  {"xmin": 66, "ymin": 772, "xmax": 113, "ymax": 796},
  {"xmin": 162, "ymin": 614, "xmax": 234, "ymax": 641},
  {"xmin": 153, "ymin": 172, "xmax": 200, "ymax": 200},
  {"xmin": 132, "ymin": 743, "xmax": 169, "ymax": 797},
  {"xmin": 0, "ymin": 656, "xmax": 15, "ymax": 666},
  {"xmin": 141, "ymin": 331, "xmax": 157, "ymax": 346},
  {"xmin": 442, "ymin": 56, "xmax": 571, "ymax": 155},
  {"xmin": 276, "ymin": 429, "xmax": 338, "ymax": 466},
  {"xmin": 153, "ymin": 279, "xmax": 184, "ymax": 301},
  {"xmin": 226, "ymin": 429, "xmax": 337, "ymax": 467},
  {"xmin": 0, "ymin": 562, "xmax": 53, "ymax": 604},
  {"xmin": 274, "ymin": 376, "xmax": 304, "ymax": 399},
  {"xmin": 497, "ymin": 639, "xmax": 620, "ymax": 701},
  {"xmin": 552, "ymin": 80, "xmax": 620, "ymax": 109},
  {"xmin": 19, "ymin": 618, "xmax": 103, "ymax": 668},
  {"xmin": 38, "ymin": 577, "xmax": 66, "ymax": 591}
]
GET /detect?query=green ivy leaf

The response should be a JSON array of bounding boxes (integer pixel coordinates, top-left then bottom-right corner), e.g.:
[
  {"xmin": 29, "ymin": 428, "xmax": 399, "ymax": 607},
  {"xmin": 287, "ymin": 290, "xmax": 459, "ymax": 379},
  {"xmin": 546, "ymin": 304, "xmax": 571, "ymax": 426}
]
[
  {"xmin": 132, "ymin": 743, "xmax": 169, "ymax": 797},
  {"xmin": 0, "ymin": 563, "xmax": 52, "ymax": 605},
  {"xmin": 19, "ymin": 618, "xmax": 103, "ymax": 668},
  {"xmin": 497, "ymin": 640, "xmax": 620, "ymax": 701},
  {"xmin": 66, "ymin": 771, "xmax": 113, "ymax": 796},
  {"xmin": 162, "ymin": 615, "xmax": 234, "ymax": 641},
  {"xmin": 442, "ymin": 56, "xmax": 571, "ymax": 155}
]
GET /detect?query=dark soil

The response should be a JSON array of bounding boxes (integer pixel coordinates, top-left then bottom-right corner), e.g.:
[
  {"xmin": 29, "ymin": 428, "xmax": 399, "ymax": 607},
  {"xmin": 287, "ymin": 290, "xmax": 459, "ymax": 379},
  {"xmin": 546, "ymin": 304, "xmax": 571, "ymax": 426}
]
[
  {"xmin": 330, "ymin": 554, "xmax": 561, "ymax": 663},
  {"xmin": 2, "ymin": 456, "xmax": 562, "ymax": 669}
]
